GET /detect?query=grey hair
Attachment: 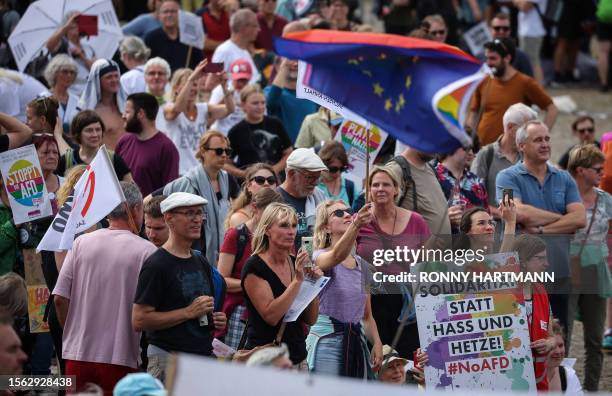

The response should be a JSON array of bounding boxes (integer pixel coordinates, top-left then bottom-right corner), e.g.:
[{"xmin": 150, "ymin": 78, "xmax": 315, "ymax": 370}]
[
  {"xmin": 44, "ymin": 54, "xmax": 78, "ymax": 87},
  {"xmin": 120, "ymin": 36, "xmax": 151, "ymax": 63},
  {"xmin": 230, "ymin": 9, "xmax": 256, "ymax": 34},
  {"xmin": 0, "ymin": 272, "xmax": 27, "ymax": 317},
  {"xmin": 502, "ymin": 103, "xmax": 538, "ymax": 132},
  {"xmin": 516, "ymin": 120, "xmax": 548, "ymax": 146},
  {"xmin": 144, "ymin": 57, "xmax": 171, "ymax": 77},
  {"xmin": 108, "ymin": 182, "xmax": 143, "ymax": 220}
]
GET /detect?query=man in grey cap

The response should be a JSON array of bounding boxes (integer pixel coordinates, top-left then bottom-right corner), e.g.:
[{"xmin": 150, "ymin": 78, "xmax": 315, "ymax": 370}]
[
  {"xmin": 277, "ymin": 148, "xmax": 327, "ymax": 250},
  {"xmin": 133, "ymin": 192, "xmax": 227, "ymax": 383}
]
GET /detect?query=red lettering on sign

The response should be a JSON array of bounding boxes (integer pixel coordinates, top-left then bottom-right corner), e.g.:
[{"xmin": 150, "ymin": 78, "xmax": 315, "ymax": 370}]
[{"xmin": 80, "ymin": 166, "xmax": 96, "ymax": 217}]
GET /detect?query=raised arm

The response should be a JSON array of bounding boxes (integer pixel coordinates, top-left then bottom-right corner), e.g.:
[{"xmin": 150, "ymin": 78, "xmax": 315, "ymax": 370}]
[
  {"xmin": 0, "ymin": 112, "xmax": 32, "ymax": 150},
  {"xmin": 164, "ymin": 60, "xmax": 208, "ymax": 121}
]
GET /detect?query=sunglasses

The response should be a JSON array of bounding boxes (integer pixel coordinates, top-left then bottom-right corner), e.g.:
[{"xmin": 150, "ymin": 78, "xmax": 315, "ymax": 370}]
[
  {"xmin": 327, "ymin": 166, "xmax": 348, "ymax": 174},
  {"xmin": 577, "ymin": 127, "xmax": 594, "ymax": 134},
  {"xmin": 251, "ymin": 176, "xmax": 277, "ymax": 186},
  {"xmin": 492, "ymin": 26, "xmax": 510, "ymax": 32},
  {"xmin": 205, "ymin": 147, "xmax": 232, "ymax": 156},
  {"xmin": 330, "ymin": 208, "xmax": 353, "ymax": 218},
  {"xmin": 590, "ymin": 166, "xmax": 604, "ymax": 174},
  {"xmin": 430, "ymin": 29, "xmax": 446, "ymax": 36}
]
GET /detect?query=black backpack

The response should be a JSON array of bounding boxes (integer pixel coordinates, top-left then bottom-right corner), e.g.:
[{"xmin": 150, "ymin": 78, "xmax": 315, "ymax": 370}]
[
  {"xmin": 233, "ymin": 223, "xmax": 250, "ymax": 265},
  {"xmin": 389, "ymin": 155, "xmax": 418, "ymax": 211}
]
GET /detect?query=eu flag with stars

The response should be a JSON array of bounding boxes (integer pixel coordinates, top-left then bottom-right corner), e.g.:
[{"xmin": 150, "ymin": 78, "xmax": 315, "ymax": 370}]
[{"xmin": 274, "ymin": 30, "xmax": 484, "ymax": 153}]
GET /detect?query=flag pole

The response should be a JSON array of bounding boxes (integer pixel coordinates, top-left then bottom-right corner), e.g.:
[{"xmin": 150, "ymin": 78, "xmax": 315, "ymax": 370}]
[
  {"xmin": 186, "ymin": 46, "xmax": 193, "ymax": 68},
  {"xmin": 365, "ymin": 122, "xmax": 371, "ymax": 203}
]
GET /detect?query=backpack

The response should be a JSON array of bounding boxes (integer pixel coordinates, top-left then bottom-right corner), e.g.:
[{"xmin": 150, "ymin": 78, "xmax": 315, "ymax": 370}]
[
  {"xmin": 534, "ymin": 0, "xmax": 563, "ymax": 30},
  {"xmin": 233, "ymin": 223, "xmax": 250, "ymax": 265},
  {"xmin": 193, "ymin": 249, "xmax": 226, "ymax": 311}
]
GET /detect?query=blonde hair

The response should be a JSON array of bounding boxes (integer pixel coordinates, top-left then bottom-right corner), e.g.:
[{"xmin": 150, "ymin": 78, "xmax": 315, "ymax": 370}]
[
  {"xmin": 512, "ymin": 234, "xmax": 546, "ymax": 269},
  {"xmin": 56, "ymin": 165, "xmax": 87, "ymax": 207},
  {"xmin": 567, "ymin": 144, "xmax": 605, "ymax": 176},
  {"xmin": 251, "ymin": 203, "xmax": 297, "ymax": 255},
  {"xmin": 313, "ymin": 199, "xmax": 346, "ymax": 250},
  {"xmin": 0, "ymin": 273, "xmax": 27, "ymax": 317},
  {"xmin": 195, "ymin": 130, "xmax": 230, "ymax": 162},
  {"xmin": 367, "ymin": 164, "xmax": 401, "ymax": 203},
  {"xmin": 240, "ymin": 84, "xmax": 264, "ymax": 103},
  {"xmin": 224, "ymin": 163, "xmax": 276, "ymax": 230},
  {"xmin": 170, "ymin": 67, "xmax": 193, "ymax": 101}
]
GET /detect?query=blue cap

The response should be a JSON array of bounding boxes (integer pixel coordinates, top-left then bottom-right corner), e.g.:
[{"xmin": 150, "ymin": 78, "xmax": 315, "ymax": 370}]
[{"xmin": 113, "ymin": 373, "xmax": 166, "ymax": 396}]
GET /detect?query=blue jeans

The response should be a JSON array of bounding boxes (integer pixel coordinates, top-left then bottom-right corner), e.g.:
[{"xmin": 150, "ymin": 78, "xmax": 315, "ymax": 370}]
[{"xmin": 313, "ymin": 333, "xmax": 342, "ymax": 376}]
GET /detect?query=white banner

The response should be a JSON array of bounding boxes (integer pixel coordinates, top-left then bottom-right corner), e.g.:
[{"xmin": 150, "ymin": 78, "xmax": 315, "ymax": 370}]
[
  {"xmin": 36, "ymin": 146, "xmax": 125, "ymax": 252},
  {"xmin": 0, "ymin": 145, "xmax": 53, "ymax": 224},
  {"xmin": 297, "ymin": 61, "xmax": 368, "ymax": 126},
  {"xmin": 463, "ymin": 21, "xmax": 492, "ymax": 57},
  {"xmin": 179, "ymin": 10, "xmax": 205, "ymax": 50}
]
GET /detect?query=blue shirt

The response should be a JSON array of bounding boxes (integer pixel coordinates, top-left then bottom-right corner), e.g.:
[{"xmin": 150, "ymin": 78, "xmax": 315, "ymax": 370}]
[
  {"xmin": 496, "ymin": 162, "xmax": 581, "ymax": 278},
  {"xmin": 264, "ymin": 85, "xmax": 318, "ymax": 143}
]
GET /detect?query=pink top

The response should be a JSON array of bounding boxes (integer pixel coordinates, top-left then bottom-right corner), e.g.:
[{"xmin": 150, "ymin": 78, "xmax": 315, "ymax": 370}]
[
  {"xmin": 356, "ymin": 211, "xmax": 431, "ymax": 271},
  {"xmin": 53, "ymin": 228, "xmax": 157, "ymax": 368}
]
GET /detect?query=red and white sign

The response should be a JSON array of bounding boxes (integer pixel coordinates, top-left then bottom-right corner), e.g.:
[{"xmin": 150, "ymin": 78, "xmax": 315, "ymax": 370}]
[{"xmin": 37, "ymin": 146, "xmax": 125, "ymax": 252}]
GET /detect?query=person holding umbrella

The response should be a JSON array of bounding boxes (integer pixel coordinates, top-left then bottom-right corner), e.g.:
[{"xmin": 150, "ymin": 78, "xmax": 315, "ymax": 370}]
[{"xmin": 46, "ymin": 12, "xmax": 96, "ymax": 97}]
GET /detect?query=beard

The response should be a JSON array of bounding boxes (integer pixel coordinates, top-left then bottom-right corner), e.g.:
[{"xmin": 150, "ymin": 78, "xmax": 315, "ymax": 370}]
[
  {"xmin": 125, "ymin": 115, "xmax": 143, "ymax": 134},
  {"xmin": 417, "ymin": 151, "xmax": 435, "ymax": 162},
  {"xmin": 492, "ymin": 63, "xmax": 506, "ymax": 78}
]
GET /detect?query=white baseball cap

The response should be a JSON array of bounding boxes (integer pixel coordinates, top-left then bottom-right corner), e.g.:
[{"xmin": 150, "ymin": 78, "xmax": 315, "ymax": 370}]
[
  {"xmin": 286, "ymin": 148, "xmax": 328, "ymax": 171},
  {"xmin": 160, "ymin": 192, "xmax": 208, "ymax": 214}
]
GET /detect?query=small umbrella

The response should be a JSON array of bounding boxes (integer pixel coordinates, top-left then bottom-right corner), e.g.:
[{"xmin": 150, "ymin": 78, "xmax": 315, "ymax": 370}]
[{"xmin": 8, "ymin": 0, "xmax": 123, "ymax": 72}]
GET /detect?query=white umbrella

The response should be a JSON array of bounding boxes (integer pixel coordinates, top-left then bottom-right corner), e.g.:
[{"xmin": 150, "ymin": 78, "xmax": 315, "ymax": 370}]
[{"xmin": 8, "ymin": 0, "xmax": 123, "ymax": 72}]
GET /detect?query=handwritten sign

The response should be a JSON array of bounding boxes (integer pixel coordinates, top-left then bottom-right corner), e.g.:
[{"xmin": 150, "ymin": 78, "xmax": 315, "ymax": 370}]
[{"xmin": 179, "ymin": 10, "xmax": 205, "ymax": 50}]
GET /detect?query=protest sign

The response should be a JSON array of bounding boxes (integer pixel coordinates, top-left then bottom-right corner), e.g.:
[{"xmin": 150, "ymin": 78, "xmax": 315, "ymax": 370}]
[
  {"xmin": 179, "ymin": 10, "xmax": 205, "ymax": 50},
  {"xmin": 463, "ymin": 21, "xmax": 492, "ymax": 57},
  {"xmin": 297, "ymin": 61, "xmax": 367, "ymax": 126},
  {"xmin": 0, "ymin": 145, "xmax": 53, "ymax": 224},
  {"xmin": 23, "ymin": 249, "xmax": 49, "ymax": 333},
  {"xmin": 37, "ymin": 146, "xmax": 125, "ymax": 252},
  {"xmin": 334, "ymin": 120, "xmax": 388, "ymax": 191},
  {"xmin": 415, "ymin": 253, "xmax": 536, "ymax": 392}
]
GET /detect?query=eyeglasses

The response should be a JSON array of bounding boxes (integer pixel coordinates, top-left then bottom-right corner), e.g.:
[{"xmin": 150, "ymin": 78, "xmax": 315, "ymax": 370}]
[
  {"xmin": 298, "ymin": 170, "xmax": 320, "ymax": 182},
  {"xmin": 172, "ymin": 209, "xmax": 205, "ymax": 220},
  {"xmin": 327, "ymin": 166, "xmax": 348, "ymax": 174},
  {"xmin": 430, "ymin": 29, "xmax": 446, "ymax": 36},
  {"xmin": 251, "ymin": 176, "xmax": 277, "ymax": 186},
  {"xmin": 146, "ymin": 71, "xmax": 167, "ymax": 77},
  {"xmin": 590, "ymin": 166, "xmax": 604, "ymax": 174},
  {"xmin": 577, "ymin": 127, "xmax": 595, "ymax": 134},
  {"xmin": 205, "ymin": 147, "xmax": 232, "ymax": 156},
  {"xmin": 330, "ymin": 208, "xmax": 352, "ymax": 218},
  {"xmin": 492, "ymin": 26, "xmax": 510, "ymax": 32}
]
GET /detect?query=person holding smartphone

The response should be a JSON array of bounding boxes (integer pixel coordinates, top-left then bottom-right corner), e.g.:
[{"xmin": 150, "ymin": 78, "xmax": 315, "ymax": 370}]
[{"xmin": 306, "ymin": 200, "xmax": 383, "ymax": 379}]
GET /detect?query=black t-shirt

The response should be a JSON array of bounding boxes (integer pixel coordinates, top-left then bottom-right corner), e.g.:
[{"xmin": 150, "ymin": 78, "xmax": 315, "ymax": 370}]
[
  {"xmin": 134, "ymin": 248, "xmax": 215, "ymax": 355},
  {"xmin": 144, "ymin": 28, "xmax": 203, "ymax": 72},
  {"xmin": 56, "ymin": 148, "xmax": 131, "ymax": 180},
  {"xmin": 228, "ymin": 116, "xmax": 292, "ymax": 169},
  {"xmin": 0, "ymin": 134, "xmax": 9, "ymax": 152},
  {"xmin": 240, "ymin": 254, "xmax": 307, "ymax": 364},
  {"xmin": 277, "ymin": 187, "xmax": 310, "ymax": 252}
]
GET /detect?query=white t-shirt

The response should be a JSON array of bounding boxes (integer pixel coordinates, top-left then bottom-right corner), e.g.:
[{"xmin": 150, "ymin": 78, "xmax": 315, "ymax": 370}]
[
  {"xmin": 0, "ymin": 73, "xmax": 46, "ymax": 122},
  {"xmin": 212, "ymin": 40, "xmax": 260, "ymax": 84},
  {"xmin": 518, "ymin": 0, "xmax": 546, "ymax": 37},
  {"xmin": 561, "ymin": 365, "xmax": 583, "ymax": 395},
  {"xmin": 157, "ymin": 102, "xmax": 208, "ymax": 175},
  {"xmin": 209, "ymin": 85, "xmax": 244, "ymax": 135},
  {"xmin": 121, "ymin": 66, "xmax": 146, "ymax": 95}
]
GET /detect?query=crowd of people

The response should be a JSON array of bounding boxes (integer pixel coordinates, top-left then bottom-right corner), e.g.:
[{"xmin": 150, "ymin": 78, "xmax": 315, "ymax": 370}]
[{"xmin": 1, "ymin": 0, "xmax": 612, "ymax": 394}]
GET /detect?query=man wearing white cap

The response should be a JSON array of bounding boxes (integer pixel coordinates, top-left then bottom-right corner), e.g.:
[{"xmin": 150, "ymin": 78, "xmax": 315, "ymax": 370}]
[
  {"xmin": 133, "ymin": 192, "xmax": 227, "ymax": 383},
  {"xmin": 277, "ymin": 148, "xmax": 327, "ymax": 250}
]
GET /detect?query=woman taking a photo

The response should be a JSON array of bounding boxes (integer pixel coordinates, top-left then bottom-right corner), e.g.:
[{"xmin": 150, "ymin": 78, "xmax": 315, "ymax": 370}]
[
  {"xmin": 241, "ymin": 203, "xmax": 319, "ymax": 368},
  {"xmin": 217, "ymin": 188, "xmax": 284, "ymax": 349},
  {"xmin": 224, "ymin": 163, "xmax": 277, "ymax": 229},
  {"xmin": 306, "ymin": 200, "xmax": 382, "ymax": 378},
  {"xmin": 356, "ymin": 165, "xmax": 430, "ymax": 357}
]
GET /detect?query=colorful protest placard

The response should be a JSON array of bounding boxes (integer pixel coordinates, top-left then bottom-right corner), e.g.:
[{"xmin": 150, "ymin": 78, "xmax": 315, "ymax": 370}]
[
  {"xmin": 0, "ymin": 145, "xmax": 53, "ymax": 224},
  {"xmin": 415, "ymin": 252, "xmax": 536, "ymax": 392},
  {"xmin": 23, "ymin": 249, "xmax": 49, "ymax": 333},
  {"xmin": 334, "ymin": 120, "xmax": 388, "ymax": 191}
]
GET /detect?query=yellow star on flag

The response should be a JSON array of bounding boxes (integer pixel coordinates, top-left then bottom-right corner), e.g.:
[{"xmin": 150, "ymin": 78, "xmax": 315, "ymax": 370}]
[
  {"xmin": 378, "ymin": 53, "xmax": 387, "ymax": 60},
  {"xmin": 405, "ymin": 75, "xmax": 412, "ymax": 89},
  {"xmin": 362, "ymin": 70, "xmax": 373, "ymax": 77},
  {"xmin": 373, "ymin": 83, "xmax": 384, "ymax": 97},
  {"xmin": 348, "ymin": 58, "xmax": 360, "ymax": 65},
  {"xmin": 395, "ymin": 93, "xmax": 406, "ymax": 113},
  {"xmin": 385, "ymin": 98, "xmax": 393, "ymax": 112}
]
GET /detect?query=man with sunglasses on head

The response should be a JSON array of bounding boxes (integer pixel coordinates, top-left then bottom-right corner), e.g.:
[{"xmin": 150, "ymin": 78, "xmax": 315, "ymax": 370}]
[
  {"xmin": 116, "ymin": 92, "xmax": 179, "ymax": 197},
  {"xmin": 483, "ymin": 13, "xmax": 533, "ymax": 78},
  {"xmin": 277, "ymin": 148, "xmax": 328, "ymax": 251},
  {"xmin": 558, "ymin": 116, "xmax": 600, "ymax": 170},
  {"xmin": 467, "ymin": 37, "xmax": 557, "ymax": 146},
  {"xmin": 133, "ymin": 192, "xmax": 227, "ymax": 384}
]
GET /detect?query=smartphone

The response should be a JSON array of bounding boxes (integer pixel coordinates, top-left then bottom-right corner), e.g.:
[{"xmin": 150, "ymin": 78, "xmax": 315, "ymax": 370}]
[
  {"xmin": 203, "ymin": 62, "xmax": 224, "ymax": 73},
  {"xmin": 502, "ymin": 188, "xmax": 513, "ymax": 203},
  {"xmin": 301, "ymin": 236, "xmax": 314, "ymax": 267},
  {"xmin": 76, "ymin": 15, "xmax": 98, "ymax": 36}
]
